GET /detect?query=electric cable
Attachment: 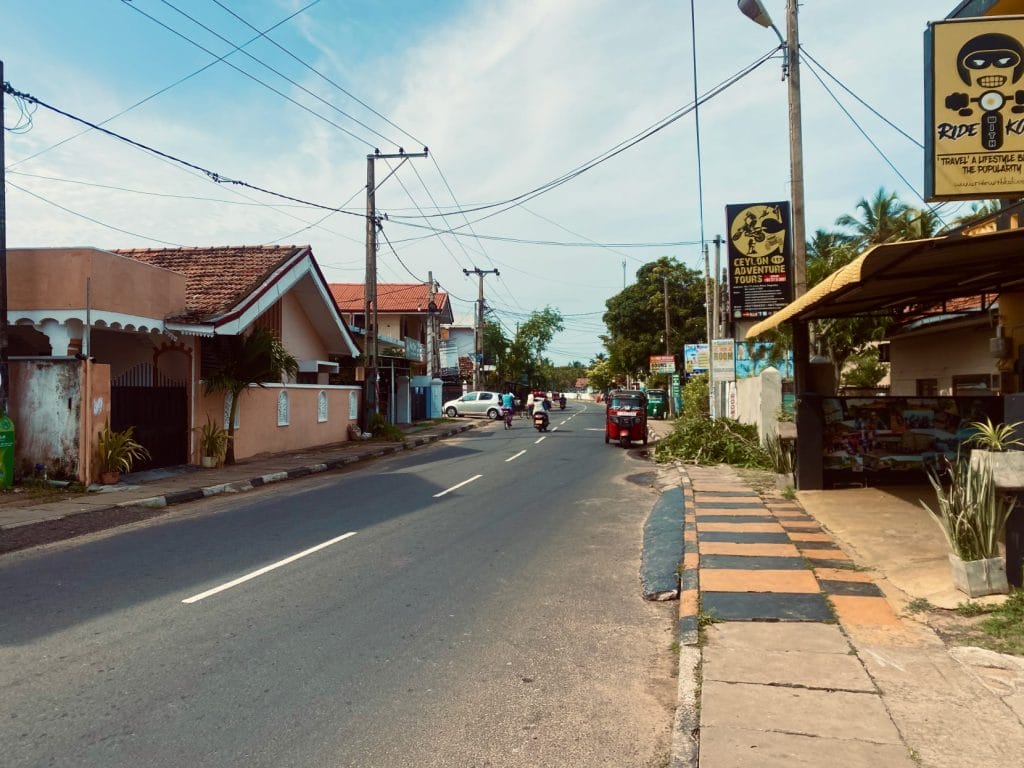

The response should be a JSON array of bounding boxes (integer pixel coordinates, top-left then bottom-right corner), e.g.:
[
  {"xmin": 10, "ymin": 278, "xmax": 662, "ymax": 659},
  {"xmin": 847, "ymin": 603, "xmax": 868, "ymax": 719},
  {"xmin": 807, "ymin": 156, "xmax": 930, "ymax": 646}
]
[
  {"xmin": 6, "ymin": 180, "xmax": 184, "ymax": 246},
  {"xmin": 207, "ymin": 0, "xmax": 427, "ymax": 149},
  {"xmin": 799, "ymin": 46, "xmax": 923, "ymax": 149},
  {"xmin": 7, "ymin": 0, "xmax": 322, "ymax": 171},
  {"xmin": 2, "ymin": 80, "xmax": 367, "ymax": 219},
  {"xmin": 386, "ymin": 46, "xmax": 778, "ymax": 224},
  {"xmin": 121, "ymin": 0, "xmax": 383, "ymax": 149},
  {"xmin": 800, "ymin": 52, "xmax": 947, "ymax": 229}
]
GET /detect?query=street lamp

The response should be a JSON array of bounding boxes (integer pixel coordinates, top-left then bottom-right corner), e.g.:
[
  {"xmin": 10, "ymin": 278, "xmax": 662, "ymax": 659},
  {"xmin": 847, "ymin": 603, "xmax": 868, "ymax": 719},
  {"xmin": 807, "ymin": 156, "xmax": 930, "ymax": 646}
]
[
  {"xmin": 738, "ymin": 0, "xmax": 813, "ymax": 486},
  {"xmin": 737, "ymin": 0, "xmax": 805, "ymax": 299}
]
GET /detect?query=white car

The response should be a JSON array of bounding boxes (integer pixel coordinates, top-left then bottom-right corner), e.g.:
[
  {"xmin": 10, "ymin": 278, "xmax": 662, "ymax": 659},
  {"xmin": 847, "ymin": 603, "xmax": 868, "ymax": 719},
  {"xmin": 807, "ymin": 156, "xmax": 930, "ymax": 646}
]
[{"xmin": 443, "ymin": 391, "xmax": 504, "ymax": 419}]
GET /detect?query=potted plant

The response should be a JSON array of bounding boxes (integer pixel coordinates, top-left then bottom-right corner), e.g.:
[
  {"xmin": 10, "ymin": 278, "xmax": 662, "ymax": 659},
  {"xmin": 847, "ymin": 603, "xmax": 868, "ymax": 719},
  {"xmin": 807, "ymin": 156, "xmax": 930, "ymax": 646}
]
[
  {"xmin": 95, "ymin": 423, "xmax": 151, "ymax": 484},
  {"xmin": 196, "ymin": 416, "xmax": 230, "ymax": 468},
  {"xmin": 967, "ymin": 417, "xmax": 1024, "ymax": 489},
  {"xmin": 922, "ymin": 452, "xmax": 1015, "ymax": 597}
]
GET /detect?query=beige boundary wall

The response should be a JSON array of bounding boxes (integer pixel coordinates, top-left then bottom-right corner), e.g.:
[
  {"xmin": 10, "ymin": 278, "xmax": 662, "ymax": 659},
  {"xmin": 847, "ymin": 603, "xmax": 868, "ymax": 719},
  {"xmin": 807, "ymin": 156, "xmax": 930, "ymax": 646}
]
[{"xmin": 194, "ymin": 384, "xmax": 361, "ymax": 462}]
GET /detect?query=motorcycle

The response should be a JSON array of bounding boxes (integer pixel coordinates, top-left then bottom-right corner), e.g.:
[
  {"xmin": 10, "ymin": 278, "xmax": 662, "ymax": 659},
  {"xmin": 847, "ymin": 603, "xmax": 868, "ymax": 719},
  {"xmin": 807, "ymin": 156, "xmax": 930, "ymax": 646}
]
[
  {"xmin": 558, "ymin": 395, "xmax": 566, "ymax": 410},
  {"xmin": 533, "ymin": 410, "xmax": 549, "ymax": 432}
]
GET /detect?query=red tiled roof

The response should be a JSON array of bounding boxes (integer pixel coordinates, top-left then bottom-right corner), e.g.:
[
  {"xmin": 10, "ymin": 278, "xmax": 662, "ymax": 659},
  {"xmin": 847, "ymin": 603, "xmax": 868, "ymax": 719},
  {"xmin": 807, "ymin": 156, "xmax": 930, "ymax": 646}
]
[
  {"xmin": 116, "ymin": 245, "xmax": 305, "ymax": 322},
  {"xmin": 330, "ymin": 282, "xmax": 450, "ymax": 314}
]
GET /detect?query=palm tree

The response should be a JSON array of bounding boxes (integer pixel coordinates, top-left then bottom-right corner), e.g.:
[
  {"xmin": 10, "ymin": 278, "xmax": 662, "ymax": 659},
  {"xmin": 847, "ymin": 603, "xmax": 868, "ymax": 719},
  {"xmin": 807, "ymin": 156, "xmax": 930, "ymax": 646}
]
[
  {"xmin": 203, "ymin": 327, "xmax": 299, "ymax": 465},
  {"xmin": 835, "ymin": 188, "xmax": 909, "ymax": 247},
  {"xmin": 806, "ymin": 228, "xmax": 856, "ymax": 287}
]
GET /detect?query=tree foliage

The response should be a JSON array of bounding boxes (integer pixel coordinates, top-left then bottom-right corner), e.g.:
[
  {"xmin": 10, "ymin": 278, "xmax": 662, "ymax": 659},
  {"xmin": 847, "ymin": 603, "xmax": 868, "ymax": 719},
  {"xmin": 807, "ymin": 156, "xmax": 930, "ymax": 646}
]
[
  {"xmin": 602, "ymin": 257, "xmax": 706, "ymax": 381},
  {"xmin": 482, "ymin": 307, "xmax": 564, "ymax": 390},
  {"xmin": 203, "ymin": 327, "xmax": 299, "ymax": 465}
]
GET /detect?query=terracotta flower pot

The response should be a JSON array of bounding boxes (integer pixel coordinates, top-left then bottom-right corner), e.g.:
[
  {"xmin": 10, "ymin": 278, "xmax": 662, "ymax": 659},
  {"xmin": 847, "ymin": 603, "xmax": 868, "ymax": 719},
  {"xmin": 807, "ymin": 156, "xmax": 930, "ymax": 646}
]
[{"xmin": 100, "ymin": 471, "xmax": 120, "ymax": 485}]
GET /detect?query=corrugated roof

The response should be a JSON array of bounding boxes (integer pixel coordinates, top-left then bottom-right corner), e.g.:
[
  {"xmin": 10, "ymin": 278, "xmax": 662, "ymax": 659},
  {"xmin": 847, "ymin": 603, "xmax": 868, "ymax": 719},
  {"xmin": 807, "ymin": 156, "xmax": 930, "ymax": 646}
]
[
  {"xmin": 117, "ymin": 245, "xmax": 304, "ymax": 322},
  {"xmin": 746, "ymin": 228, "xmax": 1024, "ymax": 338}
]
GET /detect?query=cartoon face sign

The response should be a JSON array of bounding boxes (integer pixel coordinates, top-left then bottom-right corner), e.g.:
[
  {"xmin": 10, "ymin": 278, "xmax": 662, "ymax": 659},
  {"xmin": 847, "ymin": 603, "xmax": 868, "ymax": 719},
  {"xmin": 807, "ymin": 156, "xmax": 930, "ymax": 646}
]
[
  {"xmin": 956, "ymin": 33, "xmax": 1024, "ymax": 89},
  {"xmin": 729, "ymin": 204, "xmax": 786, "ymax": 259}
]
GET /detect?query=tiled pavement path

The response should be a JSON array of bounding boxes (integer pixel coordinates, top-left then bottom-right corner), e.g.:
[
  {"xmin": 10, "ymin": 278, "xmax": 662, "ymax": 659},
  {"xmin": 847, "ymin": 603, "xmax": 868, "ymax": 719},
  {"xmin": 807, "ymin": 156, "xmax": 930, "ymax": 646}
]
[{"xmin": 680, "ymin": 465, "xmax": 918, "ymax": 768}]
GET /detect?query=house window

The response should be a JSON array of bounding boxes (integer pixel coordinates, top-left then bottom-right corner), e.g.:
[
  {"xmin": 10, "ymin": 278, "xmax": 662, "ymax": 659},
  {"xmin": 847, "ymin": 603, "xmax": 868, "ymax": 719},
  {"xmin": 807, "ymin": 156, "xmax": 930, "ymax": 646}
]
[
  {"xmin": 277, "ymin": 390, "xmax": 290, "ymax": 426},
  {"xmin": 318, "ymin": 391, "xmax": 328, "ymax": 423},
  {"xmin": 952, "ymin": 374, "xmax": 992, "ymax": 396},
  {"xmin": 349, "ymin": 390, "xmax": 359, "ymax": 419},
  {"xmin": 223, "ymin": 393, "xmax": 240, "ymax": 430},
  {"xmin": 353, "ymin": 314, "xmax": 365, "ymax": 329},
  {"xmin": 916, "ymin": 379, "xmax": 938, "ymax": 397}
]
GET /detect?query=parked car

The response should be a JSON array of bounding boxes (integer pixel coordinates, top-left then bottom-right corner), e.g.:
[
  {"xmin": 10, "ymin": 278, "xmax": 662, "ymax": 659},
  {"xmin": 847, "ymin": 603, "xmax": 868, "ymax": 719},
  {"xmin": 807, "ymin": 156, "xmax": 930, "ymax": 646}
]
[{"xmin": 443, "ymin": 391, "xmax": 504, "ymax": 419}]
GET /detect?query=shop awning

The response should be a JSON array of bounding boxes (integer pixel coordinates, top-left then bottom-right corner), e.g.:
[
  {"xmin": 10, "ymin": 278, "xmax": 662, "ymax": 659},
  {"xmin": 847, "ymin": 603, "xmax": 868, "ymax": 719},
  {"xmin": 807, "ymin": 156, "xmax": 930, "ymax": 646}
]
[{"xmin": 745, "ymin": 228, "xmax": 1024, "ymax": 338}]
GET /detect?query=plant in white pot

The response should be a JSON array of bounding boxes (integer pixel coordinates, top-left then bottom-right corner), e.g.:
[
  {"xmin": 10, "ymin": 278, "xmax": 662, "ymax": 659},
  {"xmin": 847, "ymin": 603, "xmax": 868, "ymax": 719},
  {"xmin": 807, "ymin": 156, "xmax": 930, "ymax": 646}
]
[
  {"xmin": 967, "ymin": 417, "xmax": 1024, "ymax": 489},
  {"xmin": 922, "ymin": 453, "xmax": 1015, "ymax": 597},
  {"xmin": 196, "ymin": 416, "xmax": 230, "ymax": 468}
]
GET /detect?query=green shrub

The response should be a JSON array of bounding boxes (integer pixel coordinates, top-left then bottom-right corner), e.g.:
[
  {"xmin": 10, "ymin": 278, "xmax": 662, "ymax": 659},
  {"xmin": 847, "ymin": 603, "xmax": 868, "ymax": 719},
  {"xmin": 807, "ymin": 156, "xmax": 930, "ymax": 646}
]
[
  {"xmin": 655, "ymin": 412, "xmax": 770, "ymax": 468},
  {"xmin": 369, "ymin": 413, "xmax": 406, "ymax": 442}
]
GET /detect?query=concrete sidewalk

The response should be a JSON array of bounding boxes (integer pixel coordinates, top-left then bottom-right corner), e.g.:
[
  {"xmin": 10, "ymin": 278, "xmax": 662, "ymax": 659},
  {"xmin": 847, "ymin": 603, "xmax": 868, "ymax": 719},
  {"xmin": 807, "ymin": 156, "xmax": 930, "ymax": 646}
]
[
  {"xmin": 647, "ymin": 418, "xmax": 1024, "ymax": 767},
  {"xmin": 0, "ymin": 419, "xmax": 479, "ymax": 534}
]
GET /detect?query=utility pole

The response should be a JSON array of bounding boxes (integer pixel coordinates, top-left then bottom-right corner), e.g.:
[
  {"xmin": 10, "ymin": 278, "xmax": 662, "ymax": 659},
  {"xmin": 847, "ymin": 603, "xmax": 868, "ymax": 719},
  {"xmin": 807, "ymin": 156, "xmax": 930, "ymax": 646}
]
[
  {"xmin": 426, "ymin": 270, "xmax": 436, "ymax": 379},
  {"xmin": 363, "ymin": 147, "xmax": 427, "ymax": 428},
  {"xmin": 0, "ymin": 61, "xmax": 10, "ymax": 417},
  {"xmin": 739, "ymin": 0, "xmax": 812, "ymax": 485},
  {"xmin": 663, "ymin": 275, "xmax": 671, "ymax": 355},
  {"xmin": 463, "ymin": 267, "xmax": 499, "ymax": 390}
]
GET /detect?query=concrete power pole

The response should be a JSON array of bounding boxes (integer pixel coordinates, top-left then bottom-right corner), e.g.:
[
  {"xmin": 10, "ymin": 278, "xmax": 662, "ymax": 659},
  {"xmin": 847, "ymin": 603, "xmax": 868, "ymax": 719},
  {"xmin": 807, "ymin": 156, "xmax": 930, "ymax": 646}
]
[
  {"xmin": 364, "ymin": 147, "xmax": 427, "ymax": 427},
  {"xmin": 0, "ymin": 61, "xmax": 9, "ymax": 417},
  {"xmin": 462, "ymin": 267, "xmax": 499, "ymax": 390}
]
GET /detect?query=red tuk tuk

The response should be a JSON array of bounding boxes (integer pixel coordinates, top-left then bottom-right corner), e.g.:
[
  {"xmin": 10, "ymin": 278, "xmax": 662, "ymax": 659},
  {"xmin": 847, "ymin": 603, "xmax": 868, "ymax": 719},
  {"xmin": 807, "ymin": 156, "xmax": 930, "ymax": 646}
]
[{"xmin": 605, "ymin": 389, "xmax": 648, "ymax": 448}]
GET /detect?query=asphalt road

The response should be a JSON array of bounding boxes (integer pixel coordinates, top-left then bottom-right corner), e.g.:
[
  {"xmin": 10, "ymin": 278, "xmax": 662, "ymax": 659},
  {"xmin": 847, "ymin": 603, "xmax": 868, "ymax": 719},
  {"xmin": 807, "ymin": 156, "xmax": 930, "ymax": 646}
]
[{"xmin": 0, "ymin": 403, "xmax": 677, "ymax": 767}]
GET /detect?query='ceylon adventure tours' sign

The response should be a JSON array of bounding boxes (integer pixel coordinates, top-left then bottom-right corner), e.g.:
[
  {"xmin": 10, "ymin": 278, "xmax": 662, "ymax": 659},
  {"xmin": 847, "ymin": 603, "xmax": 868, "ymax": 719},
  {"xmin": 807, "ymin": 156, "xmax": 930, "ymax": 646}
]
[
  {"xmin": 926, "ymin": 16, "xmax": 1024, "ymax": 200},
  {"xmin": 725, "ymin": 201, "xmax": 793, "ymax": 319}
]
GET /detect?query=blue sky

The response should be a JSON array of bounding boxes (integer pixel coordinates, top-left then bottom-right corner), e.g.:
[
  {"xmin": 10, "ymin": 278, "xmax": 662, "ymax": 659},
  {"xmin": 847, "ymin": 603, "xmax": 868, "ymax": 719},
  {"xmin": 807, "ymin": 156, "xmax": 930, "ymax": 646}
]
[{"xmin": 2, "ymin": 1, "xmax": 953, "ymax": 364}]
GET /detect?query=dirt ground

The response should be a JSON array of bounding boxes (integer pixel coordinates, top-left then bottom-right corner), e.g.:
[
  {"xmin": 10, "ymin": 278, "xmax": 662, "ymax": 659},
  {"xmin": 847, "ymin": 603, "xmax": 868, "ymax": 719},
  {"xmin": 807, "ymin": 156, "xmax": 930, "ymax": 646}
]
[{"xmin": 0, "ymin": 504, "xmax": 164, "ymax": 555}]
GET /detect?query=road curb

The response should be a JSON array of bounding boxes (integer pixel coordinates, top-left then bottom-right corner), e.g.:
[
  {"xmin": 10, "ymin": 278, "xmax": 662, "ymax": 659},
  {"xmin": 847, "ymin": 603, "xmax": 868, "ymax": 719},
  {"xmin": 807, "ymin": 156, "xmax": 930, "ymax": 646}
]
[
  {"xmin": 65, "ymin": 422, "xmax": 479, "ymax": 523},
  {"xmin": 671, "ymin": 463, "xmax": 700, "ymax": 768}
]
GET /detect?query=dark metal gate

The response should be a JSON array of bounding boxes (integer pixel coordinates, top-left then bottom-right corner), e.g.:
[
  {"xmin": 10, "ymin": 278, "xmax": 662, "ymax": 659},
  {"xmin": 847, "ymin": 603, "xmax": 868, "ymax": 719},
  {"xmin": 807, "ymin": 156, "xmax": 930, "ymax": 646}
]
[{"xmin": 111, "ymin": 364, "xmax": 188, "ymax": 471}]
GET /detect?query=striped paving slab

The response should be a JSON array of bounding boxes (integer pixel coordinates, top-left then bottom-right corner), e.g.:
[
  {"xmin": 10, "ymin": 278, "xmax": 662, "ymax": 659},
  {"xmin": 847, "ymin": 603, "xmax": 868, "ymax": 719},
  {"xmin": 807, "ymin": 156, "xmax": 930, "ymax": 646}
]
[{"xmin": 690, "ymin": 484, "xmax": 899, "ymax": 628}]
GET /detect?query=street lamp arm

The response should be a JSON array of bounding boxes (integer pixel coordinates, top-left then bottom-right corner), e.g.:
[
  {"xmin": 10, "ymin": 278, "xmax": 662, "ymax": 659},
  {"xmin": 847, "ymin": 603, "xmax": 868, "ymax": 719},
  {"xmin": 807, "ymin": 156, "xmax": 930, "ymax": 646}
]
[{"xmin": 737, "ymin": 0, "xmax": 785, "ymax": 46}]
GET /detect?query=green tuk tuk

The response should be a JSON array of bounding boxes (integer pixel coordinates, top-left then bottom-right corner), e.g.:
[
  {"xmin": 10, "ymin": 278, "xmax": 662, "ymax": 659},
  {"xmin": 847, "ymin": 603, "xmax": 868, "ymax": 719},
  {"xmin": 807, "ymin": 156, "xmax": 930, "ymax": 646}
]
[{"xmin": 646, "ymin": 388, "xmax": 668, "ymax": 419}]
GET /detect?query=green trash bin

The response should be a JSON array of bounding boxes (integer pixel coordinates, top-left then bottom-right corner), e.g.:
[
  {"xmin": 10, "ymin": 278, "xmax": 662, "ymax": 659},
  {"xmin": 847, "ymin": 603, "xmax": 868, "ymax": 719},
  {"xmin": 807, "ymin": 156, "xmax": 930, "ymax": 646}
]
[{"xmin": 0, "ymin": 415, "xmax": 14, "ymax": 489}]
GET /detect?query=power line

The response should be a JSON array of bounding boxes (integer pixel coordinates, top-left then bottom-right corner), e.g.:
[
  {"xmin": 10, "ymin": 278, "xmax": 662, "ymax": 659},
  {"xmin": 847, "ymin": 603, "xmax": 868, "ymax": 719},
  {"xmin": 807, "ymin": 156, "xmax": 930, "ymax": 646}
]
[
  {"xmin": 2, "ymin": 80, "xmax": 366, "ymax": 218},
  {"xmin": 7, "ymin": 180, "xmax": 184, "ymax": 246},
  {"xmin": 7, "ymin": 0, "xmax": 323, "ymax": 171},
  {"xmin": 386, "ymin": 47, "xmax": 778, "ymax": 224},
  {"xmin": 121, "ymin": 0, "xmax": 384, "ymax": 149},
  {"xmin": 207, "ymin": 0, "xmax": 427, "ymax": 149},
  {"xmin": 800, "ymin": 52, "xmax": 947, "ymax": 228},
  {"xmin": 379, "ymin": 226, "xmax": 425, "ymax": 283},
  {"xmin": 799, "ymin": 46, "xmax": 922, "ymax": 149}
]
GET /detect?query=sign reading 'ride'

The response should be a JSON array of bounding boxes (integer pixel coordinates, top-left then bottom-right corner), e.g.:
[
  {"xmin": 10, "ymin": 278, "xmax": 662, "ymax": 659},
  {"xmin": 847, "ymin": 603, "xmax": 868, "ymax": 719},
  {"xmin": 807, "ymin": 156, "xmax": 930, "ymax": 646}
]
[{"xmin": 926, "ymin": 16, "xmax": 1024, "ymax": 200}]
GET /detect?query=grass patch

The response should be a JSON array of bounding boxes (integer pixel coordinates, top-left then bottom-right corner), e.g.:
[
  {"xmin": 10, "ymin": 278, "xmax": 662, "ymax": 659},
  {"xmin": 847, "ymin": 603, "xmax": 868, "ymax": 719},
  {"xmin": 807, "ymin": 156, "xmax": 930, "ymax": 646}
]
[
  {"xmin": 956, "ymin": 600, "xmax": 989, "ymax": 617},
  {"xmin": 782, "ymin": 486, "xmax": 796, "ymax": 501},
  {"xmin": 979, "ymin": 589, "xmax": 1024, "ymax": 655},
  {"xmin": 906, "ymin": 597, "xmax": 935, "ymax": 614}
]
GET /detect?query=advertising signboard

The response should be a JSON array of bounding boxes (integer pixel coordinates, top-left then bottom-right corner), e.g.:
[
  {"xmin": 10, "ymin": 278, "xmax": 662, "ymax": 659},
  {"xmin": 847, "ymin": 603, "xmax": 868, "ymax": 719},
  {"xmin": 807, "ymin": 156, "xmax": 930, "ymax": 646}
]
[
  {"xmin": 683, "ymin": 343, "xmax": 709, "ymax": 374},
  {"xmin": 726, "ymin": 202, "xmax": 792, "ymax": 319},
  {"xmin": 712, "ymin": 339, "xmax": 736, "ymax": 382},
  {"xmin": 926, "ymin": 17, "xmax": 1024, "ymax": 200},
  {"xmin": 650, "ymin": 355, "xmax": 676, "ymax": 374}
]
